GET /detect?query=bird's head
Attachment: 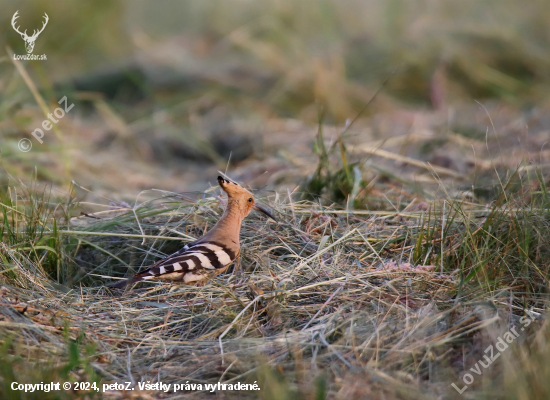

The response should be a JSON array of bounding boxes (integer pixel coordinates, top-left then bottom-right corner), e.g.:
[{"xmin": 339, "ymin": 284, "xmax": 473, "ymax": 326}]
[{"xmin": 217, "ymin": 176, "xmax": 275, "ymax": 220}]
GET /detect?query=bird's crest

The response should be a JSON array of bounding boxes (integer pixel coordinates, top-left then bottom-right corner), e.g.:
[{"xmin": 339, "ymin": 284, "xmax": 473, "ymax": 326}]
[{"xmin": 217, "ymin": 175, "xmax": 253, "ymax": 198}]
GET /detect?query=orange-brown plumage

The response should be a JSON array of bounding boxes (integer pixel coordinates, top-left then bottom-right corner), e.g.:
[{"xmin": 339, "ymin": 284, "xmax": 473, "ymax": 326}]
[{"xmin": 111, "ymin": 176, "xmax": 274, "ymax": 289}]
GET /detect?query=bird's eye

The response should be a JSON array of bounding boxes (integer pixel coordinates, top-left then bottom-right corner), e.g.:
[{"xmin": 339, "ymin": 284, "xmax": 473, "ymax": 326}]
[{"xmin": 248, "ymin": 198, "xmax": 253, "ymax": 202}]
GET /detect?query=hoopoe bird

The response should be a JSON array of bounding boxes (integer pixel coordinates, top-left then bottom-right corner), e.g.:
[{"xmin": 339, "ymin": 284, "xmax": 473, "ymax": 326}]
[{"xmin": 111, "ymin": 176, "xmax": 275, "ymax": 289}]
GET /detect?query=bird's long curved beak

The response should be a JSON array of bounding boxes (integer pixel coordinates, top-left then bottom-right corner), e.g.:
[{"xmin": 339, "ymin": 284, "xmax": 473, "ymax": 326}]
[{"xmin": 253, "ymin": 204, "xmax": 276, "ymax": 221}]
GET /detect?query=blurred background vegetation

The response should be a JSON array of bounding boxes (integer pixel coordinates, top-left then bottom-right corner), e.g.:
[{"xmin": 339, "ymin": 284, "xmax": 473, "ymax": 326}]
[{"xmin": 1, "ymin": 0, "xmax": 549, "ymax": 205}]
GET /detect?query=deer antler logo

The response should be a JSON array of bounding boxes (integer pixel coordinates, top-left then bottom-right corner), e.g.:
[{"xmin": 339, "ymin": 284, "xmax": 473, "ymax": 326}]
[{"xmin": 11, "ymin": 11, "xmax": 49, "ymax": 54}]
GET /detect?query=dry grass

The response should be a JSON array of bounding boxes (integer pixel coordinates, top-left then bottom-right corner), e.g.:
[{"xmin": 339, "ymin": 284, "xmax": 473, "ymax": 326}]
[{"xmin": 1, "ymin": 173, "xmax": 549, "ymax": 399}]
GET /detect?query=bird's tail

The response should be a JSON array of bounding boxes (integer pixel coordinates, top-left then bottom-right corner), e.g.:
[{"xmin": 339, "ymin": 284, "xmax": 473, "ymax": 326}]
[{"xmin": 108, "ymin": 271, "xmax": 153, "ymax": 290}]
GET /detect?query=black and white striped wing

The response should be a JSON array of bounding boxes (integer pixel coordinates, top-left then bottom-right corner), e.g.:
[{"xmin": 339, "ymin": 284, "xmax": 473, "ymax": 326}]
[{"xmin": 111, "ymin": 241, "xmax": 236, "ymax": 288}]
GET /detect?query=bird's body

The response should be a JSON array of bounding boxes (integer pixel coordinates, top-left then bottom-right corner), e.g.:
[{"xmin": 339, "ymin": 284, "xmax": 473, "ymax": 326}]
[{"xmin": 111, "ymin": 176, "xmax": 274, "ymax": 289}]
